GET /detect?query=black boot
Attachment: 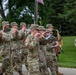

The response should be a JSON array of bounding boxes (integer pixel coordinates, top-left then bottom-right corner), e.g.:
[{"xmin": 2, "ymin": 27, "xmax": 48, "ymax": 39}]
[
  {"xmin": 0, "ymin": 73, "xmax": 3, "ymax": 75},
  {"xmin": 18, "ymin": 71, "xmax": 23, "ymax": 75}
]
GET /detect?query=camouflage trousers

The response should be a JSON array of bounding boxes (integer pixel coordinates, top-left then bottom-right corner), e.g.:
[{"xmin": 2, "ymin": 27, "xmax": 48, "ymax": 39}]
[
  {"xmin": 46, "ymin": 52, "xmax": 56, "ymax": 75},
  {"xmin": 52, "ymin": 48, "xmax": 58, "ymax": 72},
  {"xmin": 0, "ymin": 57, "xmax": 13, "ymax": 75},
  {"xmin": 11, "ymin": 51, "xmax": 23, "ymax": 75},
  {"xmin": 0, "ymin": 48, "xmax": 13, "ymax": 75},
  {"xmin": 21, "ymin": 49, "xmax": 28, "ymax": 70},
  {"xmin": 5, "ymin": 66, "xmax": 13, "ymax": 75},
  {"xmin": 0, "ymin": 56, "xmax": 22, "ymax": 75},
  {"xmin": 39, "ymin": 46, "xmax": 49, "ymax": 75},
  {"xmin": 27, "ymin": 56, "xmax": 40, "ymax": 75}
]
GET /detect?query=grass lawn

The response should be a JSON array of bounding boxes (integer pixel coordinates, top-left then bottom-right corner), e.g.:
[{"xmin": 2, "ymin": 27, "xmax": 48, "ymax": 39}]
[{"xmin": 58, "ymin": 36, "xmax": 76, "ymax": 68}]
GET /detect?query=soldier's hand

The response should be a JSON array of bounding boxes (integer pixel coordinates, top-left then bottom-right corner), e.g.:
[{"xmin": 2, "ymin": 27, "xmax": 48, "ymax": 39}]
[
  {"xmin": 41, "ymin": 32, "xmax": 46, "ymax": 38},
  {"xmin": 3, "ymin": 25, "xmax": 6, "ymax": 31},
  {"xmin": 34, "ymin": 33, "xmax": 40, "ymax": 38},
  {"xmin": 50, "ymin": 46, "xmax": 55, "ymax": 48},
  {"xmin": 21, "ymin": 28, "xmax": 25, "ymax": 32},
  {"xmin": 12, "ymin": 28, "xmax": 18, "ymax": 33}
]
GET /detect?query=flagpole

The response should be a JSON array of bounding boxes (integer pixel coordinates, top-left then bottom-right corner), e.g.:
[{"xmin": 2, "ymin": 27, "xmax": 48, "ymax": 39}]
[{"xmin": 34, "ymin": 0, "xmax": 38, "ymax": 24}]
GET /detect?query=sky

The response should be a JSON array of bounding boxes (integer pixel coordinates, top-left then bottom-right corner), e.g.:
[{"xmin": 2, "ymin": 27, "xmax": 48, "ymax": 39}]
[{"xmin": 2, "ymin": 0, "xmax": 8, "ymax": 16}]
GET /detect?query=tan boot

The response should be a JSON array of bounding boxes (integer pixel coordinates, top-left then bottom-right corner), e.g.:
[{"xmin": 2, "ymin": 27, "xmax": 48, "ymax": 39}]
[
  {"xmin": 56, "ymin": 71, "xmax": 63, "ymax": 75},
  {"xmin": 0, "ymin": 66, "xmax": 3, "ymax": 75},
  {"xmin": 5, "ymin": 73, "xmax": 8, "ymax": 75}
]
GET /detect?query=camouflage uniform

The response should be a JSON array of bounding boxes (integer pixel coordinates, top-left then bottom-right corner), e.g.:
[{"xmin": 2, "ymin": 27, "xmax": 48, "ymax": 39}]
[
  {"xmin": 0, "ymin": 34, "xmax": 12, "ymax": 75},
  {"xmin": 46, "ymin": 24, "xmax": 63, "ymax": 75},
  {"xmin": 10, "ymin": 22, "xmax": 23, "ymax": 75},
  {"xmin": 38, "ymin": 26, "xmax": 49, "ymax": 75},
  {"xmin": 0, "ymin": 21, "xmax": 13, "ymax": 75},
  {"xmin": 39, "ymin": 44, "xmax": 49, "ymax": 75},
  {"xmin": 45, "ymin": 30, "xmax": 57, "ymax": 75},
  {"xmin": 1, "ymin": 37, "xmax": 11, "ymax": 73},
  {"xmin": 19, "ymin": 22, "xmax": 29, "ymax": 70},
  {"xmin": 25, "ymin": 24, "xmax": 41, "ymax": 75},
  {"xmin": 52, "ymin": 37, "xmax": 59, "ymax": 75}
]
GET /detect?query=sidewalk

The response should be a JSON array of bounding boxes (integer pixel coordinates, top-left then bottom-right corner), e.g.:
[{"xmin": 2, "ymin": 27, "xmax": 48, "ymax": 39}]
[
  {"xmin": 59, "ymin": 67, "xmax": 76, "ymax": 75},
  {"xmin": 0, "ymin": 63, "xmax": 76, "ymax": 75}
]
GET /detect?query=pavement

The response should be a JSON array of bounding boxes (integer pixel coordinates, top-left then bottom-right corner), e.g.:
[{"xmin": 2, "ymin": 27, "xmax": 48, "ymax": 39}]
[
  {"xmin": 59, "ymin": 67, "xmax": 76, "ymax": 75},
  {"xmin": 0, "ymin": 63, "xmax": 76, "ymax": 75}
]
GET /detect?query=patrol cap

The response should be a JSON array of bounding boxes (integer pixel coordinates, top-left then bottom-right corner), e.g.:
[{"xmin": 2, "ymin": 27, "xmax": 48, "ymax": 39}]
[
  {"xmin": 2, "ymin": 21, "xmax": 9, "ymax": 26},
  {"xmin": 11, "ymin": 22, "xmax": 18, "ymax": 26},
  {"xmin": 46, "ymin": 24, "xmax": 53, "ymax": 28},
  {"xmin": 39, "ymin": 26, "xmax": 46, "ymax": 31},
  {"xmin": 30, "ymin": 24, "xmax": 39, "ymax": 30},
  {"xmin": 20, "ymin": 22, "xmax": 26, "ymax": 26}
]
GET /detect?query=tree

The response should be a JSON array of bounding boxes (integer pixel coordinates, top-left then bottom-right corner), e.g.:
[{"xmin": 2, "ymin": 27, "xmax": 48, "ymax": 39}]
[{"xmin": 0, "ymin": 0, "xmax": 76, "ymax": 35}]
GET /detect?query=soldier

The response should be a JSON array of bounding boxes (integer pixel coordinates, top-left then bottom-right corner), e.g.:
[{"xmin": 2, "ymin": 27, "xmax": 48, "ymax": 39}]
[
  {"xmin": 0, "ymin": 21, "xmax": 10, "ymax": 40},
  {"xmin": 46, "ymin": 24, "xmax": 63, "ymax": 75},
  {"xmin": 19, "ymin": 22, "xmax": 29, "ymax": 70},
  {"xmin": 25, "ymin": 24, "xmax": 41, "ymax": 75},
  {"xmin": 19, "ymin": 22, "xmax": 30, "ymax": 38},
  {"xmin": 0, "ymin": 21, "xmax": 12, "ymax": 75},
  {"xmin": 10, "ymin": 22, "xmax": 23, "ymax": 75},
  {"xmin": 2, "ymin": 21, "xmax": 10, "ymax": 33},
  {"xmin": 38, "ymin": 26, "xmax": 49, "ymax": 75},
  {"xmin": 0, "ymin": 22, "xmax": 28, "ymax": 75},
  {"xmin": 45, "ymin": 29, "xmax": 57, "ymax": 75},
  {"xmin": 46, "ymin": 24, "xmax": 53, "ymax": 32}
]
